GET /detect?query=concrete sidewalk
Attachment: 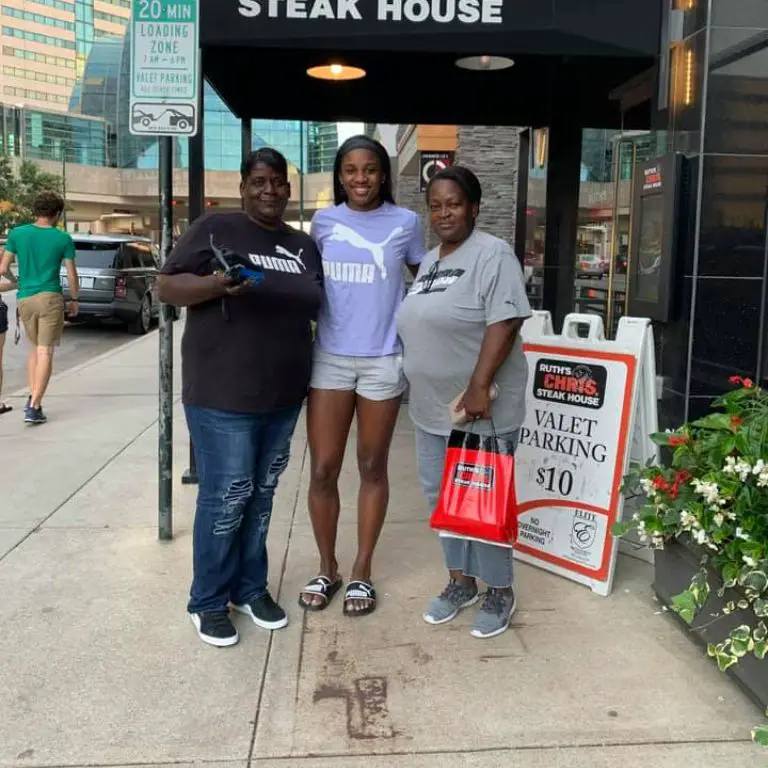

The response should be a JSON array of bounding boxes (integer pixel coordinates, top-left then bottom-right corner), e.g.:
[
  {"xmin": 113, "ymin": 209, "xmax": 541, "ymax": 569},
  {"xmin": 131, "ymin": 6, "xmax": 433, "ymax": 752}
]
[{"xmin": 0, "ymin": 331, "xmax": 762, "ymax": 767}]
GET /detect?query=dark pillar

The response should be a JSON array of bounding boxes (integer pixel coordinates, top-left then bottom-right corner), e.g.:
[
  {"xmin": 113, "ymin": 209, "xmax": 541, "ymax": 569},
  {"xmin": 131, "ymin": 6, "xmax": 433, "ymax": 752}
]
[
  {"xmin": 181, "ymin": 73, "xmax": 205, "ymax": 486},
  {"xmin": 241, "ymin": 117, "xmax": 252, "ymax": 163},
  {"xmin": 542, "ymin": 116, "xmax": 582, "ymax": 332},
  {"xmin": 515, "ymin": 129, "xmax": 530, "ymax": 264},
  {"xmin": 660, "ymin": 3, "xmax": 768, "ymax": 427}
]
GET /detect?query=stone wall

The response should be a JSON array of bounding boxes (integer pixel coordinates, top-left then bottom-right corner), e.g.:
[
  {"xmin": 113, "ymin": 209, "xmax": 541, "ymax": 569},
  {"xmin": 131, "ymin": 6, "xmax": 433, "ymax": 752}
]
[
  {"xmin": 455, "ymin": 126, "xmax": 520, "ymax": 247},
  {"xmin": 394, "ymin": 125, "xmax": 522, "ymax": 252},
  {"xmin": 394, "ymin": 170, "xmax": 430, "ymax": 251}
]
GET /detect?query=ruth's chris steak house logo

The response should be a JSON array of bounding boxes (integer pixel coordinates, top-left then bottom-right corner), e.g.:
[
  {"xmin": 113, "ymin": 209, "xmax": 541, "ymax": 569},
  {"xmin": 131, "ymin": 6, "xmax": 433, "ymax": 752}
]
[
  {"xmin": 237, "ymin": 0, "xmax": 505, "ymax": 24},
  {"xmin": 453, "ymin": 461, "xmax": 495, "ymax": 491},
  {"xmin": 643, "ymin": 165, "xmax": 663, "ymax": 192},
  {"xmin": 533, "ymin": 359, "xmax": 607, "ymax": 410}
]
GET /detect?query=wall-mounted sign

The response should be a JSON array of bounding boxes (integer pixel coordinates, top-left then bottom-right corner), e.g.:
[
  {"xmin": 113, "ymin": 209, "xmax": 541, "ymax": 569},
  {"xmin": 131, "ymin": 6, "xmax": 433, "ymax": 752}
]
[
  {"xmin": 627, "ymin": 152, "xmax": 688, "ymax": 323},
  {"xmin": 420, "ymin": 151, "xmax": 454, "ymax": 191},
  {"xmin": 514, "ymin": 312, "xmax": 659, "ymax": 596}
]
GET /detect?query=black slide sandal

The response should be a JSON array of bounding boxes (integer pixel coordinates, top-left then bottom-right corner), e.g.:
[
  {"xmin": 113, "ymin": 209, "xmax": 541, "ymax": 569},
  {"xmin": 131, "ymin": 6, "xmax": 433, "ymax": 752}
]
[
  {"xmin": 343, "ymin": 580, "xmax": 377, "ymax": 617},
  {"xmin": 0, "ymin": 403, "xmax": 12, "ymax": 415},
  {"xmin": 298, "ymin": 575, "xmax": 343, "ymax": 612}
]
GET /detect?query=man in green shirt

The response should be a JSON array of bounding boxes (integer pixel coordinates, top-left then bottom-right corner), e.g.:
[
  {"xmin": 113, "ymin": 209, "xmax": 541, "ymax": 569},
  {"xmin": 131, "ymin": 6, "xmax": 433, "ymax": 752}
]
[{"xmin": 0, "ymin": 192, "xmax": 80, "ymax": 424}]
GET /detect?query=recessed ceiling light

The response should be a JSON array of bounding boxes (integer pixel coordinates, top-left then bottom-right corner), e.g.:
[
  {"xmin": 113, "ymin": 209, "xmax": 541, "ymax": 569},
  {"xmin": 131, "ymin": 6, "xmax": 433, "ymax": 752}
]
[
  {"xmin": 307, "ymin": 63, "xmax": 366, "ymax": 81},
  {"xmin": 455, "ymin": 55, "xmax": 515, "ymax": 71}
]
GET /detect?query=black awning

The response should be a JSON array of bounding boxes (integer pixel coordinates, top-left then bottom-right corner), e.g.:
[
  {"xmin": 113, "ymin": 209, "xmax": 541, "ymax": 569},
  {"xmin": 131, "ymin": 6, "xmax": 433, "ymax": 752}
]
[
  {"xmin": 201, "ymin": 0, "xmax": 662, "ymax": 57},
  {"xmin": 200, "ymin": 0, "xmax": 663, "ymax": 127}
]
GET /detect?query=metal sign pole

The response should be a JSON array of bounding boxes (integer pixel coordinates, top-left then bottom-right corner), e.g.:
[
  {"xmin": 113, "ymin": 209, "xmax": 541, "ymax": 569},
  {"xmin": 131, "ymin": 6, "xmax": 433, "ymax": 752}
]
[
  {"xmin": 129, "ymin": 0, "xmax": 200, "ymax": 538},
  {"xmin": 158, "ymin": 136, "xmax": 174, "ymax": 541}
]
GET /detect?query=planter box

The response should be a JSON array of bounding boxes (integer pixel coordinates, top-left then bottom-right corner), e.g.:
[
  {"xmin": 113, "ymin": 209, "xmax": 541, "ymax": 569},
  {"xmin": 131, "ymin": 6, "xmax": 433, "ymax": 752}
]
[{"xmin": 653, "ymin": 537, "xmax": 768, "ymax": 711}]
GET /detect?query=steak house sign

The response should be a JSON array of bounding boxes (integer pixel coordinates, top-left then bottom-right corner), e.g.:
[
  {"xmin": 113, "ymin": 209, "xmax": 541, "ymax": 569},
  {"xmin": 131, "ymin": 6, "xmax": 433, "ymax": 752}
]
[{"xmin": 236, "ymin": 0, "xmax": 505, "ymax": 24}]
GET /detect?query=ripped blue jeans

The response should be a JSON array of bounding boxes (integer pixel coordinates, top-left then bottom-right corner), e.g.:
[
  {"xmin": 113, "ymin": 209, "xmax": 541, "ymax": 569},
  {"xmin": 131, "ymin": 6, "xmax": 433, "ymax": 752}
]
[{"xmin": 184, "ymin": 404, "xmax": 301, "ymax": 614}]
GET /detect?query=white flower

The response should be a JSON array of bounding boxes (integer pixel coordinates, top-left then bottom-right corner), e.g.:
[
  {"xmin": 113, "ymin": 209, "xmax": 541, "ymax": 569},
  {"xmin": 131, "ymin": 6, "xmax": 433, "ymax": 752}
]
[
  {"xmin": 680, "ymin": 510, "xmax": 698, "ymax": 531},
  {"xmin": 693, "ymin": 529, "xmax": 709, "ymax": 545},
  {"xmin": 735, "ymin": 527, "xmax": 750, "ymax": 541},
  {"xmin": 738, "ymin": 461, "xmax": 752, "ymax": 480},
  {"xmin": 713, "ymin": 513, "xmax": 725, "ymax": 527},
  {"xmin": 691, "ymin": 479, "xmax": 723, "ymax": 505},
  {"xmin": 724, "ymin": 456, "xmax": 752, "ymax": 482},
  {"xmin": 640, "ymin": 478, "xmax": 654, "ymax": 496},
  {"xmin": 744, "ymin": 555, "xmax": 758, "ymax": 567}
]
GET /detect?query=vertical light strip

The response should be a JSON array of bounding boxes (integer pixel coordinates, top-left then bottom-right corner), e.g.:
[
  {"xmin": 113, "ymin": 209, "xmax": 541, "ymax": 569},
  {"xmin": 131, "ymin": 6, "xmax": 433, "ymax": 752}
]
[{"xmin": 684, "ymin": 48, "xmax": 694, "ymax": 105}]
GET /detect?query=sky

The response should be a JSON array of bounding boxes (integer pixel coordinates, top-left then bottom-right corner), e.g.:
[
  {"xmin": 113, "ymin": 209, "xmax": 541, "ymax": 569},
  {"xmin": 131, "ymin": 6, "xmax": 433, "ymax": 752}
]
[{"xmin": 337, "ymin": 122, "xmax": 365, "ymax": 142}]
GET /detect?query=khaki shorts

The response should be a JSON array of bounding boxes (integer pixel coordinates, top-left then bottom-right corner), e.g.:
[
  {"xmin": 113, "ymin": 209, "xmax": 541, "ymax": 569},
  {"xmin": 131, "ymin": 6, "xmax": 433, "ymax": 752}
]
[{"xmin": 18, "ymin": 292, "xmax": 65, "ymax": 347}]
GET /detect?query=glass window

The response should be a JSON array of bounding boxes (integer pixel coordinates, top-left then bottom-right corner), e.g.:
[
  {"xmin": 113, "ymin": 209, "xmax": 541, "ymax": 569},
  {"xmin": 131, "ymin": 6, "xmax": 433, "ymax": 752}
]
[{"xmin": 74, "ymin": 244, "xmax": 119, "ymax": 268}]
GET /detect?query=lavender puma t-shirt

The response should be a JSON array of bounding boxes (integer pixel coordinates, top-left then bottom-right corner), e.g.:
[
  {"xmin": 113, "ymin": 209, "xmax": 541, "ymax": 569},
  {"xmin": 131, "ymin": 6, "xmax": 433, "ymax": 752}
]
[{"xmin": 311, "ymin": 202, "xmax": 425, "ymax": 357}]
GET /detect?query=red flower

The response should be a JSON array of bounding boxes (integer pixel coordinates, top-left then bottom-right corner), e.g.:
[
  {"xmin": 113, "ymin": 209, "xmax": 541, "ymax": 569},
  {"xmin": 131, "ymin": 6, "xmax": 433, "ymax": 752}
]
[
  {"xmin": 731, "ymin": 416, "xmax": 743, "ymax": 429},
  {"xmin": 668, "ymin": 435, "xmax": 688, "ymax": 447},
  {"xmin": 729, "ymin": 375, "xmax": 743, "ymax": 385},
  {"xmin": 743, "ymin": 378, "xmax": 754, "ymax": 389},
  {"xmin": 652, "ymin": 475, "xmax": 668, "ymax": 490}
]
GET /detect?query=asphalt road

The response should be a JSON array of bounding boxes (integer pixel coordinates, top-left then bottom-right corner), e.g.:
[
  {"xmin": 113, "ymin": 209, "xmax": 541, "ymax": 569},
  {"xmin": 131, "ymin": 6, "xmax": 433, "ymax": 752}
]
[{"xmin": 1, "ymin": 289, "xmax": 150, "ymax": 399}]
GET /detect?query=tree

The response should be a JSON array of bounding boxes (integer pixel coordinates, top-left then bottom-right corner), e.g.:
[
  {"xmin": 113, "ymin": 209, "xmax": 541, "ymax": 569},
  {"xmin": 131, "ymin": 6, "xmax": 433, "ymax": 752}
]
[{"xmin": 0, "ymin": 156, "xmax": 63, "ymax": 235}]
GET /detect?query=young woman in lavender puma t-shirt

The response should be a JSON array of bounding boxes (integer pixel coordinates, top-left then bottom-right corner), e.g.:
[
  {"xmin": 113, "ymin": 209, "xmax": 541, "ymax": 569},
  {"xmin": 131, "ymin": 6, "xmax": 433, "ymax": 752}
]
[{"xmin": 299, "ymin": 136, "xmax": 425, "ymax": 617}]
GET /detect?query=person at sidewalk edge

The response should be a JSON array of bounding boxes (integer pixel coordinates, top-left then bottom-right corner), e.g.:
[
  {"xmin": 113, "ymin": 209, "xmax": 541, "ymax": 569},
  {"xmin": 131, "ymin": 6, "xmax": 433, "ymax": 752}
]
[
  {"xmin": 299, "ymin": 135, "xmax": 424, "ymax": 616},
  {"xmin": 0, "ymin": 191, "xmax": 79, "ymax": 425},
  {"xmin": 158, "ymin": 148, "xmax": 323, "ymax": 648},
  {"xmin": 396, "ymin": 165, "xmax": 532, "ymax": 639},
  {"xmin": 0, "ymin": 265, "xmax": 18, "ymax": 415}
]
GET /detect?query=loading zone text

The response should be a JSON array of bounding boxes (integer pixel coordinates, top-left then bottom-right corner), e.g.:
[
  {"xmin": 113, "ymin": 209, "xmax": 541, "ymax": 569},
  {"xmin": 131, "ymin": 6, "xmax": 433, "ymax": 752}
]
[{"xmin": 237, "ymin": 0, "xmax": 504, "ymax": 24}]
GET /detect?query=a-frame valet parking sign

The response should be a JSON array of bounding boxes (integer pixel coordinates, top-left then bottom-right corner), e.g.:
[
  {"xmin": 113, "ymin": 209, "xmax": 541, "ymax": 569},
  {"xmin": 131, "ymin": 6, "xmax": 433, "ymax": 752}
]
[
  {"xmin": 130, "ymin": 0, "xmax": 199, "ymax": 137},
  {"xmin": 513, "ymin": 312, "xmax": 658, "ymax": 597}
]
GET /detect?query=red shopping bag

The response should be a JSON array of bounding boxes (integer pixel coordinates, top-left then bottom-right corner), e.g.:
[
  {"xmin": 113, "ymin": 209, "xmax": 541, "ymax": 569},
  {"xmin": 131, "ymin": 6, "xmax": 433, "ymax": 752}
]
[{"xmin": 429, "ymin": 429, "xmax": 518, "ymax": 545}]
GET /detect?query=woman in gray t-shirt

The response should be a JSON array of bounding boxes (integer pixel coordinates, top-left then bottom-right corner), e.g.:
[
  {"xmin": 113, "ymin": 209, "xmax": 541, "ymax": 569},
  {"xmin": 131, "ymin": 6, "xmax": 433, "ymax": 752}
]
[{"xmin": 396, "ymin": 165, "xmax": 531, "ymax": 639}]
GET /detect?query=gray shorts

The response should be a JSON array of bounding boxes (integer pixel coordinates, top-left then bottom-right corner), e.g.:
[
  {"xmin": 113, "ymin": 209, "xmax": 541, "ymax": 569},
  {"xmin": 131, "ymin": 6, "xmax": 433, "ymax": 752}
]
[{"xmin": 310, "ymin": 347, "xmax": 406, "ymax": 401}]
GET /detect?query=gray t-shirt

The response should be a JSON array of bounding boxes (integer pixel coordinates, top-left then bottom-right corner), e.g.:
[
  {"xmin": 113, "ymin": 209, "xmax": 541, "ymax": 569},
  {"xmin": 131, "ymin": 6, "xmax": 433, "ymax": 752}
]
[{"xmin": 396, "ymin": 229, "xmax": 532, "ymax": 437}]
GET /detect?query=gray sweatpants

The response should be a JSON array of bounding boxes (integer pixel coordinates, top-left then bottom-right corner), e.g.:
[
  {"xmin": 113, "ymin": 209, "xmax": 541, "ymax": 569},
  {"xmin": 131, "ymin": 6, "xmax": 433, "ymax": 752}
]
[{"xmin": 414, "ymin": 427, "xmax": 518, "ymax": 589}]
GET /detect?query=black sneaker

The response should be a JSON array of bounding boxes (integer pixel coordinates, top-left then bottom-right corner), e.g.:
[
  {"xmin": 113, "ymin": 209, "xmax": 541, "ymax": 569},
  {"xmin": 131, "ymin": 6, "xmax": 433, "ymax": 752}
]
[
  {"xmin": 24, "ymin": 405, "xmax": 46, "ymax": 424},
  {"xmin": 190, "ymin": 611, "xmax": 239, "ymax": 647},
  {"xmin": 233, "ymin": 593, "xmax": 288, "ymax": 630}
]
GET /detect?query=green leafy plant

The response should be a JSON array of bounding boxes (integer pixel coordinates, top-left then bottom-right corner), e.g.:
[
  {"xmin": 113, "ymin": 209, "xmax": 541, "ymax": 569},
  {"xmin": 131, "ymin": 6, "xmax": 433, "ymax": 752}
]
[
  {"xmin": 0, "ymin": 156, "xmax": 63, "ymax": 234},
  {"xmin": 613, "ymin": 376, "xmax": 768, "ymax": 746}
]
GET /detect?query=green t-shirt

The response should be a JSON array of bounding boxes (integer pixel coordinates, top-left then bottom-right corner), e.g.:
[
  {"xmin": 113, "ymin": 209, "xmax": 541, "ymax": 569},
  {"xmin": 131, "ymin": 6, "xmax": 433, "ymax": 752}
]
[{"xmin": 5, "ymin": 224, "xmax": 76, "ymax": 300}]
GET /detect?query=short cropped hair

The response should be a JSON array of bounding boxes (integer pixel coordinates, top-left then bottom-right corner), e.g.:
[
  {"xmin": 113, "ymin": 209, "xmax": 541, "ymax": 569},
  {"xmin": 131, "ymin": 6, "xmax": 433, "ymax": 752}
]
[
  {"xmin": 426, "ymin": 165, "xmax": 482, "ymax": 206},
  {"xmin": 241, "ymin": 147, "xmax": 289, "ymax": 180},
  {"xmin": 32, "ymin": 191, "xmax": 65, "ymax": 219}
]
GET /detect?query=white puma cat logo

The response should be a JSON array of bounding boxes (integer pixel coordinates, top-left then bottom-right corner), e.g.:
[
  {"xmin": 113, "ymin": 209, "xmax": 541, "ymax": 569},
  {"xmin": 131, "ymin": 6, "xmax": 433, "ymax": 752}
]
[
  {"xmin": 274, "ymin": 244, "xmax": 305, "ymax": 269},
  {"xmin": 327, "ymin": 223, "xmax": 403, "ymax": 280}
]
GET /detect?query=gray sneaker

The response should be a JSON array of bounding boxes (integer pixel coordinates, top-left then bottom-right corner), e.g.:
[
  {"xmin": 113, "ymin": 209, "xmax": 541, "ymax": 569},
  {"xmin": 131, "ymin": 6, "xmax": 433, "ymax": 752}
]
[
  {"xmin": 423, "ymin": 579, "xmax": 479, "ymax": 625},
  {"xmin": 471, "ymin": 588, "xmax": 517, "ymax": 639}
]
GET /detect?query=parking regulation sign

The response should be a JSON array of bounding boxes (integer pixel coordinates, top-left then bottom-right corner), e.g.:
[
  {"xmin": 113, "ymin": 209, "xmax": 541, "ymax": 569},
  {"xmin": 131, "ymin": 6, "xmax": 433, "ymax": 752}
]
[{"xmin": 129, "ymin": 0, "xmax": 199, "ymax": 137}]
